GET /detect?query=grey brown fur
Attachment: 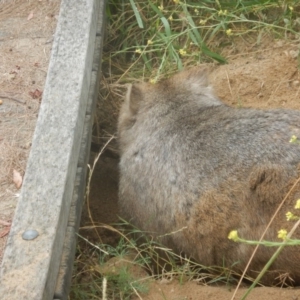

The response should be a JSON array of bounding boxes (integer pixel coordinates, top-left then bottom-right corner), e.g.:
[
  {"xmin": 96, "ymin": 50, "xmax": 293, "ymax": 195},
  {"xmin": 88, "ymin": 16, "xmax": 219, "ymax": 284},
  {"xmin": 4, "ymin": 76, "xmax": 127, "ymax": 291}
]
[{"xmin": 118, "ymin": 67, "xmax": 300, "ymax": 284}]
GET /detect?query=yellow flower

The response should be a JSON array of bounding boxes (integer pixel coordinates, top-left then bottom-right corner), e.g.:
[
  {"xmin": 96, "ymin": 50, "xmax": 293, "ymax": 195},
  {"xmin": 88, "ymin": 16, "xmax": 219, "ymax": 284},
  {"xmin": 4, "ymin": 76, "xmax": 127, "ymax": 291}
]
[
  {"xmin": 289, "ymin": 6, "xmax": 294, "ymax": 11},
  {"xmin": 199, "ymin": 19, "xmax": 207, "ymax": 25},
  {"xmin": 226, "ymin": 29, "xmax": 232, "ymax": 36},
  {"xmin": 149, "ymin": 78, "xmax": 157, "ymax": 84},
  {"xmin": 194, "ymin": 8, "xmax": 199, "ymax": 14},
  {"xmin": 228, "ymin": 230, "xmax": 239, "ymax": 242},
  {"xmin": 158, "ymin": 5, "xmax": 163, "ymax": 11},
  {"xmin": 218, "ymin": 9, "xmax": 228, "ymax": 16},
  {"xmin": 295, "ymin": 199, "xmax": 300, "ymax": 209},
  {"xmin": 135, "ymin": 48, "xmax": 142, "ymax": 54},
  {"xmin": 179, "ymin": 49, "xmax": 187, "ymax": 56},
  {"xmin": 289, "ymin": 135, "xmax": 297, "ymax": 143},
  {"xmin": 147, "ymin": 40, "xmax": 153, "ymax": 45},
  {"xmin": 286, "ymin": 211, "xmax": 298, "ymax": 221},
  {"xmin": 173, "ymin": 0, "xmax": 179, "ymax": 3},
  {"xmin": 278, "ymin": 229, "xmax": 288, "ymax": 240},
  {"xmin": 168, "ymin": 15, "xmax": 173, "ymax": 21}
]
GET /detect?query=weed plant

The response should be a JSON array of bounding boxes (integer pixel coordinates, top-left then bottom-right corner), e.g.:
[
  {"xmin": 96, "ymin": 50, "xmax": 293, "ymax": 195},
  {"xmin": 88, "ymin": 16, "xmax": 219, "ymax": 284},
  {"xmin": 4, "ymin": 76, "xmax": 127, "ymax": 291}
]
[{"xmin": 105, "ymin": 0, "xmax": 300, "ymax": 82}]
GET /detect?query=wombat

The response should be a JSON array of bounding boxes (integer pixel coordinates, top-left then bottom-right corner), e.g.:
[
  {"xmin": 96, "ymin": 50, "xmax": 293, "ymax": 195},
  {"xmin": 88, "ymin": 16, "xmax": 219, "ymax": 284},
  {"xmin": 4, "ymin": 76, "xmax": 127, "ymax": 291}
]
[{"xmin": 118, "ymin": 67, "xmax": 300, "ymax": 285}]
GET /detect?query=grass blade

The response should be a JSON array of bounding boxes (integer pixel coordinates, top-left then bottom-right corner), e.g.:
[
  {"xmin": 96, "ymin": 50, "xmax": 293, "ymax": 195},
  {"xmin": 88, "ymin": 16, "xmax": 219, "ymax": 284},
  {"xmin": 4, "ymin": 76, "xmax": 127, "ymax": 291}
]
[{"xmin": 129, "ymin": 0, "xmax": 144, "ymax": 29}]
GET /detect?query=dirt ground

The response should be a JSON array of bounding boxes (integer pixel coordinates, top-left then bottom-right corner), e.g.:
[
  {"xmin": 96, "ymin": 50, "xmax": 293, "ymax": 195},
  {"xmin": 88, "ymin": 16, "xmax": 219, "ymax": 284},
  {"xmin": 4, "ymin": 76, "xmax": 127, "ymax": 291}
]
[
  {"xmin": 1, "ymin": 2, "xmax": 300, "ymax": 299},
  {"xmin": 0, "ymin": 0, "xmax": 60, "ymax": 263}
]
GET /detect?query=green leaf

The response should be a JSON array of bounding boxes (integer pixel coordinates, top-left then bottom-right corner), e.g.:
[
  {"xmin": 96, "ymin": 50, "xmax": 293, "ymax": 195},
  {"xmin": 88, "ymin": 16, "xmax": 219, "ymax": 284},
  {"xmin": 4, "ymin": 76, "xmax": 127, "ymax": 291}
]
[
  {"xmin": 148, "ymin": 2, "xmax": 172, "ymax": 37},
  {"xmin": 129, "ymin": 0, "xmax": 144, "ymax": 29}
]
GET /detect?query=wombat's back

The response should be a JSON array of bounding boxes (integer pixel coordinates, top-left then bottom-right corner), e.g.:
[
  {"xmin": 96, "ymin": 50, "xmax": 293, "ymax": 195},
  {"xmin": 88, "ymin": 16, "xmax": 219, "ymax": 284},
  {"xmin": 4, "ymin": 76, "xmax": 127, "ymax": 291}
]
[{"xmin": 118, "ymin": 68, "xmax": 300, "ymax": 284}]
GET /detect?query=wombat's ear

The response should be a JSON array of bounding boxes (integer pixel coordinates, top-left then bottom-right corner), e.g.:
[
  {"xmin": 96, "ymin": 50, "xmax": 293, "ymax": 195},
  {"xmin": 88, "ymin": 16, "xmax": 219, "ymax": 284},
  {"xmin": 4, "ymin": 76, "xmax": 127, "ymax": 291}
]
[
  {"xmin": 186, "ymin": 68, "xmax": 210, "ymax": 88},
  {"xmin": 125, "ymin": 83, "xmax": 143, "ymax": 116},
  {"xmin": 171, "ymin": 67, "xmax": 211, "ymax": 93}
]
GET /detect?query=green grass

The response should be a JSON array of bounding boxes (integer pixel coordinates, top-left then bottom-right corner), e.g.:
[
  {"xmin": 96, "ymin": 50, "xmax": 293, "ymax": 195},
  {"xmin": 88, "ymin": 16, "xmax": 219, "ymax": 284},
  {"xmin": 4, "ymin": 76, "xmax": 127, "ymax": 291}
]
[{"xmin": 104, "ymin": 0, "xmax": 300, "ymax": 82}]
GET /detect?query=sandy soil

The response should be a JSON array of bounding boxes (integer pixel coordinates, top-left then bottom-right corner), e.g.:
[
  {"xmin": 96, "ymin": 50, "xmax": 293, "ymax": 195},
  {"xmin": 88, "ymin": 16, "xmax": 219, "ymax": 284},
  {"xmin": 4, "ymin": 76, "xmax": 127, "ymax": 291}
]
[
  {"xmin": 0, "ymin": 0, "xmax": 60, "ymax": 264},
  {"xmin": 212, "ymin": 37, "xmax": 300, "ymax": 110},
  {"xmin": 137, "ymin": 282, "xmax": 300, "ymax": 300}
]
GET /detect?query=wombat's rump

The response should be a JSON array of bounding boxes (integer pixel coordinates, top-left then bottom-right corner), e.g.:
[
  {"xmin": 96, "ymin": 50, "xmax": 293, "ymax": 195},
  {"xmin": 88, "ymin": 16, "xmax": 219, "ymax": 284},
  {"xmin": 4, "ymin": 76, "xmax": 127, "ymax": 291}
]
[{"xmin": 118, "ymin": 67, "xmax": 300, "ymax": 285}]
